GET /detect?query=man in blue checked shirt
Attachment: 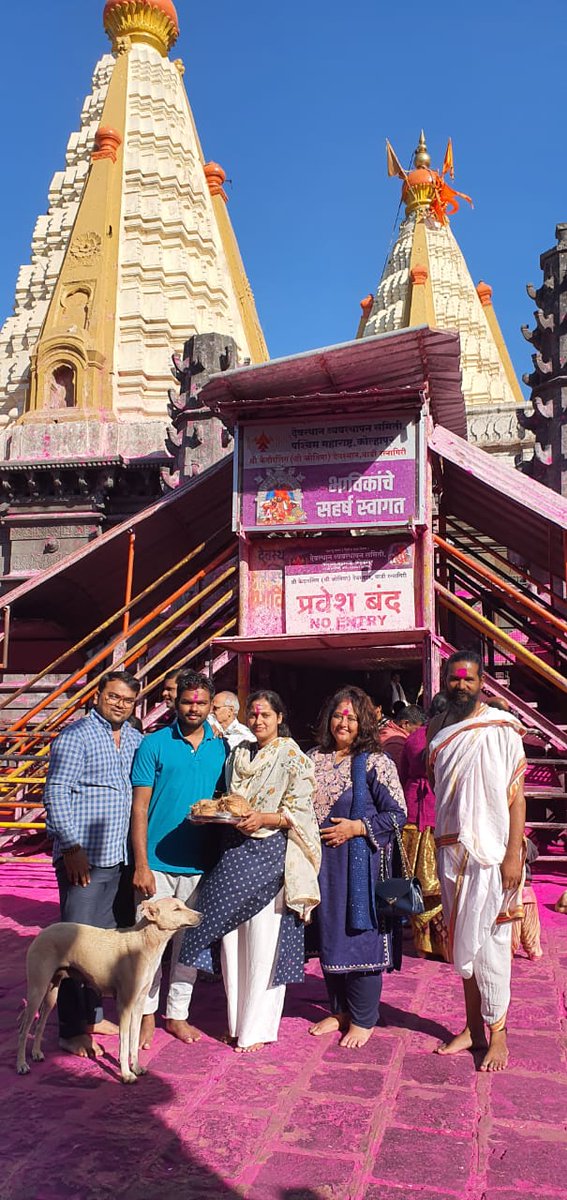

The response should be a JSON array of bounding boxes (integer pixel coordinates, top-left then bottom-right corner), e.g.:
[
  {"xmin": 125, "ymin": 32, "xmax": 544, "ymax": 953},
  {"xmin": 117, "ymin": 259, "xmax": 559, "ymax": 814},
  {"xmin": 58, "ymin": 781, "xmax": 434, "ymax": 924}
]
[{"xmin": 44, "ymin": 670, "xmax": 143, "ymax": 1059}]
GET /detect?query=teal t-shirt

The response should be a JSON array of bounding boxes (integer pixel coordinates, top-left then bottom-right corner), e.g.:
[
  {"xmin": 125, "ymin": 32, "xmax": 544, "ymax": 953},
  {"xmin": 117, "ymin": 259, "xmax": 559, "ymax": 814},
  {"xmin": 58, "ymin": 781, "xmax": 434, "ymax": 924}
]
[{"xmin": 131, "ymin": 720, "xmax": 227, "ymax": 874}]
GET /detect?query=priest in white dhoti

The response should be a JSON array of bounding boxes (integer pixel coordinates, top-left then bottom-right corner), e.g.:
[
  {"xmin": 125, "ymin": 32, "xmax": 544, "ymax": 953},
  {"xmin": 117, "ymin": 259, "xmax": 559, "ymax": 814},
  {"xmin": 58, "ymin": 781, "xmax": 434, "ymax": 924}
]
[{"xmin": 428, "ymin": 651, "xmax": 526, "ymax": 1072}]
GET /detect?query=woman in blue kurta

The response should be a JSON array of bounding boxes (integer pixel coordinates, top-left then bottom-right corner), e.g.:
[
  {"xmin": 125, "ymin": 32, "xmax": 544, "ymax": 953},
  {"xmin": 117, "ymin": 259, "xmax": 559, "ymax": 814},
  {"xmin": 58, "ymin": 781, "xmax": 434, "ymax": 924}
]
[{"xmin": 309, "ymin": 686, "xmax": 407, "ymax": 1049}]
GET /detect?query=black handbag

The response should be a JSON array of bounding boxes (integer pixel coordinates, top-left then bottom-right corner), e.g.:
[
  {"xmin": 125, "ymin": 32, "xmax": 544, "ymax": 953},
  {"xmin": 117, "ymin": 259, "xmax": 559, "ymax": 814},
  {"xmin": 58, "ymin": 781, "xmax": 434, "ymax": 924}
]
[{"xmin": 374, "ymin": 816, "xmax": 425, "ymax": 918}]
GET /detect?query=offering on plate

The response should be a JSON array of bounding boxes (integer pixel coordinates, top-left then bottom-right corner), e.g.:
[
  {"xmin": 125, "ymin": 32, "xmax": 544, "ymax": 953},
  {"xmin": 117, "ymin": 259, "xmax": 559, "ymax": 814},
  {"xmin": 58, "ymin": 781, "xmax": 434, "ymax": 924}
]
[
  {"xmin": 191, "ymin": 798, "xmax": 221, "ymax": 818},
  {"xmin": 218, "ymin": 793, "xmax": 252, "ymax": 817}
]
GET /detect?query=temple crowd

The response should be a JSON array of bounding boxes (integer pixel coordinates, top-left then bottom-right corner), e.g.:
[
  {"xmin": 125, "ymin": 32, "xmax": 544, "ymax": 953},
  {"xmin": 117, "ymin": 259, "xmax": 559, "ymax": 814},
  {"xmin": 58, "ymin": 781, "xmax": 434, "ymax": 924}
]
[{"xmin": 43, "ymin": 651, "xmax": 540, "ymax": 1073}]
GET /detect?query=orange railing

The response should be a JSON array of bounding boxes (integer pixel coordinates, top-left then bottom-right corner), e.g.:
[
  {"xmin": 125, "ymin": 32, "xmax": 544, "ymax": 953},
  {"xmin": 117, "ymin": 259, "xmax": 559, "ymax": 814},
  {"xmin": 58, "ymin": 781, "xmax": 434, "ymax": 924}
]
[{"xmin": 0, "ymin": 538, "xmax": 239, "ymax": 844}]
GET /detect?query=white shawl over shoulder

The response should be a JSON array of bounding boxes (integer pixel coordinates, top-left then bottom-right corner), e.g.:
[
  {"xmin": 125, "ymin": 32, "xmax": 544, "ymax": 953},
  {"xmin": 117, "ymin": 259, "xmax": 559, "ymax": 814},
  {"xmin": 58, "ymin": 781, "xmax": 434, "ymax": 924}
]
[
  {"xmin": 227, "ymin": 737, "xmax": 321, "ymax": 921},
  {"xmin": 429, "ymin": 707, "xmax": 526, "ymax": 867}
]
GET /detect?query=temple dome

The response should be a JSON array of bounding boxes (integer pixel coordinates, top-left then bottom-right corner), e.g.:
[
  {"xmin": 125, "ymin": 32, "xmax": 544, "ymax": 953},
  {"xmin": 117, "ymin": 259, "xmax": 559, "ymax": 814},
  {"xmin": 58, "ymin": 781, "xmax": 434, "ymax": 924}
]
[{"xmin": 103, "ymin": 0, "xmax": 179, "ymax": 56}]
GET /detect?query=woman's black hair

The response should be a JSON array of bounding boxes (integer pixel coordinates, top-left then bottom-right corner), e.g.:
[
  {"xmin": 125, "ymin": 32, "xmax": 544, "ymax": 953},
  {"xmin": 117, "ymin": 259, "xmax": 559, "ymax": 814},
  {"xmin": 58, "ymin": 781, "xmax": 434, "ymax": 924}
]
[
  {"xmin": 245, "ymin": 690, "xmax": 291, "ymax": 737},
  {"xmin": 315, "ymin": 686, "xmax": 380, "ymax": 755},
  {"xmin": 428, "ymin": 691, "xmax": 449, "ymax": 720}
]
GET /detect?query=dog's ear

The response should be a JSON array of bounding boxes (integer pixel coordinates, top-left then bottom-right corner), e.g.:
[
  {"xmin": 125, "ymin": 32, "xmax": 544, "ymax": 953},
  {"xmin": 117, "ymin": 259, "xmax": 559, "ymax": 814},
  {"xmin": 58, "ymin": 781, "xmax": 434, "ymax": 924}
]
[{"xmin": 140, "ymin": 901, "xmax": 159, "ymax": 922}]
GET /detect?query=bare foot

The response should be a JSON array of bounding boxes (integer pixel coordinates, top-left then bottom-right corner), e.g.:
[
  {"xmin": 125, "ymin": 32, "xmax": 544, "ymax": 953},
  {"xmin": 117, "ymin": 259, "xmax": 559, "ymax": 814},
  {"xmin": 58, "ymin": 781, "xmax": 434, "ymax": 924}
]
[
  {"xmin": 340, "ymin": 1024, "xmax": 373, "ymax": 1049},
  {"xmin": 480, "ymin": 1029, "xmax": 509, "ymax": 1072},
  {"xmin": 88, "ymin": 1019, "xmax": 119, "ymax": 1036},
  {"xmin": 435, "ymin": 1026, "xmax": 487, "ymax": 1056},
  {"xmin": 234, "ymin": 1042, "xmax": 264, "ymax": 1054},
  {"xmin": 138, "ymin": 1014, "xmax": 155, "ymax": 1050},
  {"xmin": 220, "ymin": 1031, "xmax": 237, "ymax": 1046},
  {"xmin": 164, "ymin": 1018, "xmax": 201, "ymax": 1044},
  {"xmin": 308, "ymin": 1014, "xmax": 349, "ymax": 1037},
  {"xmin": 58, "ymin": 1034, "xmax": 103, "ymax": 1059}
]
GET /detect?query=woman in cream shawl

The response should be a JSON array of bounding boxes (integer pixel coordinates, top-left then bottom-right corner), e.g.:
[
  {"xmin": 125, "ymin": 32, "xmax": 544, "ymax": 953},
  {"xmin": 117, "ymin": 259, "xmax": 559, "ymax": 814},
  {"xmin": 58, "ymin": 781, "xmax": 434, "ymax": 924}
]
[{"xmin": 179, "ymin": 690, "xmax": 320, "ymax": 1052}]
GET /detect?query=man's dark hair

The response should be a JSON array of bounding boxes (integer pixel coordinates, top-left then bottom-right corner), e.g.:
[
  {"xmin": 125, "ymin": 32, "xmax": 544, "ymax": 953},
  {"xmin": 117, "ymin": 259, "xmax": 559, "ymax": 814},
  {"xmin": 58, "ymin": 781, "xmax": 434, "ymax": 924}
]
[
  {"xmin": 98, "ymin": 670, "xmax": 141, "ymax": 696},
  {"xmin": 176, "ymin": 671, "xmax": 214, "ymax": 701},
  {"xmin": 396, "ymin": 704, "xmax": 426, "ymax": 726},
  {"xmin": 429, "ymin": 691, "xmax": 449, "ymax": 719},
  {"xmin": 444, "ymin": 648, "xmax": 483, "ymax": 677},
  {"xmin": 315, "ymin": 686, "xmax": 379, "ymax": 754}
]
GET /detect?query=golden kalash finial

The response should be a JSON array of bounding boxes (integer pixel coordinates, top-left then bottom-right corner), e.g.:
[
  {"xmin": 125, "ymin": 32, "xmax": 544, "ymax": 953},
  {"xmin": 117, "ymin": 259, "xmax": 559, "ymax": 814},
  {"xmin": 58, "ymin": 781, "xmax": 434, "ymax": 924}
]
[
  {"xmin": 385, "ymin": 133, "xmax": 473, "ymax": 224},
  {"xmin": 103, "ymin": 0, "xmax": 179, "ymax": 57}
]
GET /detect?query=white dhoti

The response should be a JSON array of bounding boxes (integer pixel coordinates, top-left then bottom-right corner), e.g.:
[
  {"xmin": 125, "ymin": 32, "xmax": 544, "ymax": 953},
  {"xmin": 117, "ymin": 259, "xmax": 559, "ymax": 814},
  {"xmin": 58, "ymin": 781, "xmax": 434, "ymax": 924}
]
[
  {"xmin": 430, "ymin": 707, "xmax": 526, "ymax": 1031},
  {"xmin": 221, "ymin": 888, "xmax": 286, "ymax": 1049},
  {"xmin": 438, "ymin": 843, "xmax": 512, "ymax": 1027}
]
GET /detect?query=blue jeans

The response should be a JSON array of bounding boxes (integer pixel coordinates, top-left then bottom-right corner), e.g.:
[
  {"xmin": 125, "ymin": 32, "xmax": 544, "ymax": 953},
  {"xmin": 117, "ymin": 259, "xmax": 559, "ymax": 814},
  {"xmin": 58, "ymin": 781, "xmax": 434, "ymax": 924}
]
[{"xmin": 55, "ymin": 861, "xmax": 123, "ymax": 1039}]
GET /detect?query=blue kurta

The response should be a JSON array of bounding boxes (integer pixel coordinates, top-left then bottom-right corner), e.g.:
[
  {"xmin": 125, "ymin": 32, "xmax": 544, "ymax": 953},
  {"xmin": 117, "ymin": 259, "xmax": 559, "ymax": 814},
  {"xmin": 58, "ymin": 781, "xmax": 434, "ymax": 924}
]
[{"xmin": 310, "ymin": 751, "xmax": 407, "ymax": 973}]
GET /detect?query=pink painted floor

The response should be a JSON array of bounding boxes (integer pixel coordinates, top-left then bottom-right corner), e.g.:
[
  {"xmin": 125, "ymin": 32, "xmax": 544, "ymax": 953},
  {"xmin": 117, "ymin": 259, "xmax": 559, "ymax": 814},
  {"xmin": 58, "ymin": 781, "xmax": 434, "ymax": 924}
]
[{"xmin": 0, "ymin": 862, "xmax": 566, "ymax": 1200}]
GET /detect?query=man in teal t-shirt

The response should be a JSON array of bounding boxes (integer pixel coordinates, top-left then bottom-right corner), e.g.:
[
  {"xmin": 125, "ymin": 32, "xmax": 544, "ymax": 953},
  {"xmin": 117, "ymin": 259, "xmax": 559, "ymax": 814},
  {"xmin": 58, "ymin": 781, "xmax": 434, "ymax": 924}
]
[{"xmin": 130, "ymin": 670, "xmax": 227, "ymax": 1048}]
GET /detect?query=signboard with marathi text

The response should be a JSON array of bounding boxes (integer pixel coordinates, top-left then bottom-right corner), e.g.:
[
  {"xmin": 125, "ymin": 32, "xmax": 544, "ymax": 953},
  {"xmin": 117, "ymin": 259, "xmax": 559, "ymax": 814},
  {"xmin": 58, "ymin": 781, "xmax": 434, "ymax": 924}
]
[
  {"xmin": 239, "ymin": 416, "xmax": 419, "ymax": 532},
  {"xmin": 245, "ymin": 540, "xmax": 415, "ymax": 637}
]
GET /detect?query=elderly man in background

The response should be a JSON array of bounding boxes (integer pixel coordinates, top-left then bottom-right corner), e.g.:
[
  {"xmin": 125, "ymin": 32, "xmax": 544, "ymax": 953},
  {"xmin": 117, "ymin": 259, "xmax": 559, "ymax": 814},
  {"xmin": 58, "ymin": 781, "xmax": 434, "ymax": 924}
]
[
  {"xmin": 429, "ymin": 649, "xmax": 526, "ymax": 1072},
  {"xmin": 209, "ymin": 690, "xmax": 256, "ymax": 751}
]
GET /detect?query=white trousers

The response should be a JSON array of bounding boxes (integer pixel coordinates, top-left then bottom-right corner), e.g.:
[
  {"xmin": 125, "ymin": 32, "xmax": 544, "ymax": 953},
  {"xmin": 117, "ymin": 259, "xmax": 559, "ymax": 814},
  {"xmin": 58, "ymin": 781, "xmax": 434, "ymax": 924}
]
[
  {"xmin": 438, "ymin": 845, "xmax": 512, "ymax": 1027},
  {"xmin": 137, "ymin": 871, "xmax": 201, "ymax": 1020},
  {"xmin": 220, "ymin": 888, "xmax": 286, "ymax": 1049}
]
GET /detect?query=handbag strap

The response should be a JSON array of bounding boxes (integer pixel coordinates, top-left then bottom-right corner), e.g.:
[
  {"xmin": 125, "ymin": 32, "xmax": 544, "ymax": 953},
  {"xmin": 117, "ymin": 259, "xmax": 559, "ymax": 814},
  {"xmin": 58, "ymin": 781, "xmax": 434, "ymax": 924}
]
[{"xmin": 391, "ymin": 815, "xmax": 412, "ymax": 880}]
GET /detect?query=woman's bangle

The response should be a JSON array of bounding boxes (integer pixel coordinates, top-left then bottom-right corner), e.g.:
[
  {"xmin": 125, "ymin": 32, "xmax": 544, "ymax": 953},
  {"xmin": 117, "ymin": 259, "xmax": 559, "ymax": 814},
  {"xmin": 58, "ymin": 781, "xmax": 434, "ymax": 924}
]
[
  {"xmin": 358, "ymin": 820, "xmax": 366, "ymax": 837},
  {"xmin": 277, "ymin": 811, "xmax": 284, "ymax": 829}
]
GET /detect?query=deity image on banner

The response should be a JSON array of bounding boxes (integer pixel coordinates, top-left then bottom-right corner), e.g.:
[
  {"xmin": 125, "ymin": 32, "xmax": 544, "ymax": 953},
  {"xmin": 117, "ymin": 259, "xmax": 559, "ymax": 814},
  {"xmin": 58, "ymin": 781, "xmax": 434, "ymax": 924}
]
[{"xmin": 254, "ymin": 469, "xmax": 307, "ymax": 526}]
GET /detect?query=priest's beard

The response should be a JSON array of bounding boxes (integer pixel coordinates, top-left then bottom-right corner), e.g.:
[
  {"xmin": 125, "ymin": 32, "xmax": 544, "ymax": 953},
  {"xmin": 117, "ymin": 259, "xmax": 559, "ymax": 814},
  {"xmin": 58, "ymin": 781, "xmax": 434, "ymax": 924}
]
[{"xmin": 449, "ymin": 692, "xmax": 478, "ymax": 719}]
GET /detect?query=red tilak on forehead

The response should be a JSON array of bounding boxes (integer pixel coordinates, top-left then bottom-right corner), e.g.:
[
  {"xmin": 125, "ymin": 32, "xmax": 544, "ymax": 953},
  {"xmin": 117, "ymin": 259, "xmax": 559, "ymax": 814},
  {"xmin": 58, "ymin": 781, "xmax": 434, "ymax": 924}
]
[
  {"xmin": 253, "ymin": 705, "xmax": 263, "ymax": 715},
  {"xmin": 191, "ymin": 691, "xmax": 200, "ymax": 701},
  {"xmin": 341, "ymin": 708, "xmax": 350, "ymax": 716},
  {"xmin": 455, "ymin": 668, "xmax": 468, "ymax": 678}
]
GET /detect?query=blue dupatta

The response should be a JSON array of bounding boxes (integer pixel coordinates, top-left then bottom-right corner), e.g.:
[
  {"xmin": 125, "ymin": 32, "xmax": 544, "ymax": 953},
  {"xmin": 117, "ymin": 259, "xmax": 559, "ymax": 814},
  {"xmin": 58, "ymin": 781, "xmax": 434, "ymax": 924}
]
[{"xmin": 347, "ymin": 752, "xmax": 377, "ymax": 933}]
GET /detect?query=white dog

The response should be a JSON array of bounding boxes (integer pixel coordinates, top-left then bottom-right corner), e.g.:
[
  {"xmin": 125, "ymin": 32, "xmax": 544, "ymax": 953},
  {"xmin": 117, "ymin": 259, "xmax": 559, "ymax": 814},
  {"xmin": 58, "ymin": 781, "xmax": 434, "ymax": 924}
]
[{"xmin": 16, "ymin": 897, "xmax": 202, "ymax": 1083}]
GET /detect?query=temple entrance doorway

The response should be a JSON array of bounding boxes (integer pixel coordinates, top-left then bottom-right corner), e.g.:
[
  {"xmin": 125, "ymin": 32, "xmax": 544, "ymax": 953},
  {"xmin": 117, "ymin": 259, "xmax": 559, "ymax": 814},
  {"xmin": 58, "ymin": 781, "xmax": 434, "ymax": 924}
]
[{"xmin": 249, "ymin": 657, "xmax": 423, "ymax": 750}]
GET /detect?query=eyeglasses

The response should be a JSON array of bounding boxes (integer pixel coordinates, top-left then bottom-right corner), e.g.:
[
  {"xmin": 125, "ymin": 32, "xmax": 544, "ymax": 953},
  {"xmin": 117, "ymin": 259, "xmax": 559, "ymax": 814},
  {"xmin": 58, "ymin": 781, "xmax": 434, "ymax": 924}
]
[
  {"xmin": 104, "ymin": 693, "xmax": 136, "ymax": 707},
  {"xmin": 331, "ymin": 713, "xmax": 358, "ymax": 725}
]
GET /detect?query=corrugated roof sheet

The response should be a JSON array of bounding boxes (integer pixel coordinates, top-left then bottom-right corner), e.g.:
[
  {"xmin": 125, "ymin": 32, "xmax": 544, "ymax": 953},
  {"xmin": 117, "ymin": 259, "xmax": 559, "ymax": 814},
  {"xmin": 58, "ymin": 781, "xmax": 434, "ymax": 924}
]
[
  {"xmin": 430, "ymin": 425, "xmax": 567, "ymax": 579},
  {"xmin": 201, "ymin": 327, "xmax": 467, "ymax": 439}
]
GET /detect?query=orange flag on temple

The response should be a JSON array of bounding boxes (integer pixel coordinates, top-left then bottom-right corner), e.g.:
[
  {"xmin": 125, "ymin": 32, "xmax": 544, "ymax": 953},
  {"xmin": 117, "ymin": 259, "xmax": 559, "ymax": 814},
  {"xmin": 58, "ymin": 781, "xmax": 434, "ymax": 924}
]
[
  {"xmin": 386, "ymin": 140, "xmax": 408, "ymax": 181},
  {"xmin": 441, "ymin": 137, "xmax": 454, "ymax": 179}
]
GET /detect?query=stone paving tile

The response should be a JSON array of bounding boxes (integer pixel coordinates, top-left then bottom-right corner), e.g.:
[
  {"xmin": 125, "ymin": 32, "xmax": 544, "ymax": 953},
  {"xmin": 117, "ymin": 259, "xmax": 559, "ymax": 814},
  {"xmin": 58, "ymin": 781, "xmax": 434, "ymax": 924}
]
[
  {"xmin": 246, "ymin": 1152, "xmax": 357, "ymax": 1199},
  {"xmin": 504, "ymin": 1030, "xmax": 567, "ymax": 1074},
  {"xmin": 392, "ymin": 1083, "xmax": 476, "ymax": 1132},
  {"xmin": 321, "ymin": 1032, "xmax": 399, "ymax": 1067},
  {"xmin": 486, "ymin": 1126, "xmax": 567, "ymax": 1190},
  {"xmin": 281, "ymin": 1096, "xmax": 376, "ymax": 1155},
  {"xmin": 399, "ymin": 1048, "xmax": 476, "ymax": 1087},
  {"xmin": 365, "ymin": 1188, "xmax": 462, "ymax": 1200},
  {"xmin": 178, "ymin": 1109, "xmax": 272, "ymax": 1178},
  {"xmin": 309, "ymin": 1064, "xmax": 386, "ymax": 1100},
  {"xmin": 372, "ymin": 1128, "xmax": 473, "ymax": 1190},
  {"xmin": 488, "ymin": 1071, "xmax": 567, "ymax": 1124}
]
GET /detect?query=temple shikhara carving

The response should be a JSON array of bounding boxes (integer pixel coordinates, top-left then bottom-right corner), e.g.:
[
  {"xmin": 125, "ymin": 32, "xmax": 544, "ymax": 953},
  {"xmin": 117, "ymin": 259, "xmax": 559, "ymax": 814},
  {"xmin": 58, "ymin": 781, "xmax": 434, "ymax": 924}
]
[
  {"xmin": 0, "ymin": 0, "xmax": 267, "ymax": 584},
  {"xmin": 519, "ymin": 223, "xmax": 567, "ymax": 497}
]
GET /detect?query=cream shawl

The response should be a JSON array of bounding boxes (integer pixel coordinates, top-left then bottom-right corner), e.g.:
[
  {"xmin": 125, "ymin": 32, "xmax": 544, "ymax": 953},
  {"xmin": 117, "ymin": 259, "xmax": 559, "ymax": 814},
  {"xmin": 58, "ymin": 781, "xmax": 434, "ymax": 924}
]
[
  {"xmin": 227, "ymin": 737, "xmax": 321, "ymax": 921},
  {"xmin": 429, "ymin": 706, "xmax": 526, "ymax": 867}
]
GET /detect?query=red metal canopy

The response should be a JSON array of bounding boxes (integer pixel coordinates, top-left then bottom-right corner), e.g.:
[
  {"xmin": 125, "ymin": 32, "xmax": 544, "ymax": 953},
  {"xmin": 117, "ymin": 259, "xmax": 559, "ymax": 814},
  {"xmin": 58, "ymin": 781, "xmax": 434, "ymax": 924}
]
[{"xmin": 200, "ymin": 327, "xmax": 467, "ymax": 438}]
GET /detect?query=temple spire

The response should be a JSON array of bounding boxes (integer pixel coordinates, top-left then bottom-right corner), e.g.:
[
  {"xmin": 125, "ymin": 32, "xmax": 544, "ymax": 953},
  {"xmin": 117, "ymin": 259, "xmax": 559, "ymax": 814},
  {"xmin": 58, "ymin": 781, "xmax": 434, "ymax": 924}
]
[{"xmin": 360, "ymin": 134, "xmax": 526, "ymax": 465}]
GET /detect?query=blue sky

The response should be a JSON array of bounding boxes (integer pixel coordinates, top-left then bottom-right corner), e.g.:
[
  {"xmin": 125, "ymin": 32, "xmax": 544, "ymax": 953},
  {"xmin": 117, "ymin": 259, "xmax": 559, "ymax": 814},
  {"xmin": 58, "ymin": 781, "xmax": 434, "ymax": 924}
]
[{"xmin": 1, "ymin": 0, "xmax": 565, "ymax": 391}]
